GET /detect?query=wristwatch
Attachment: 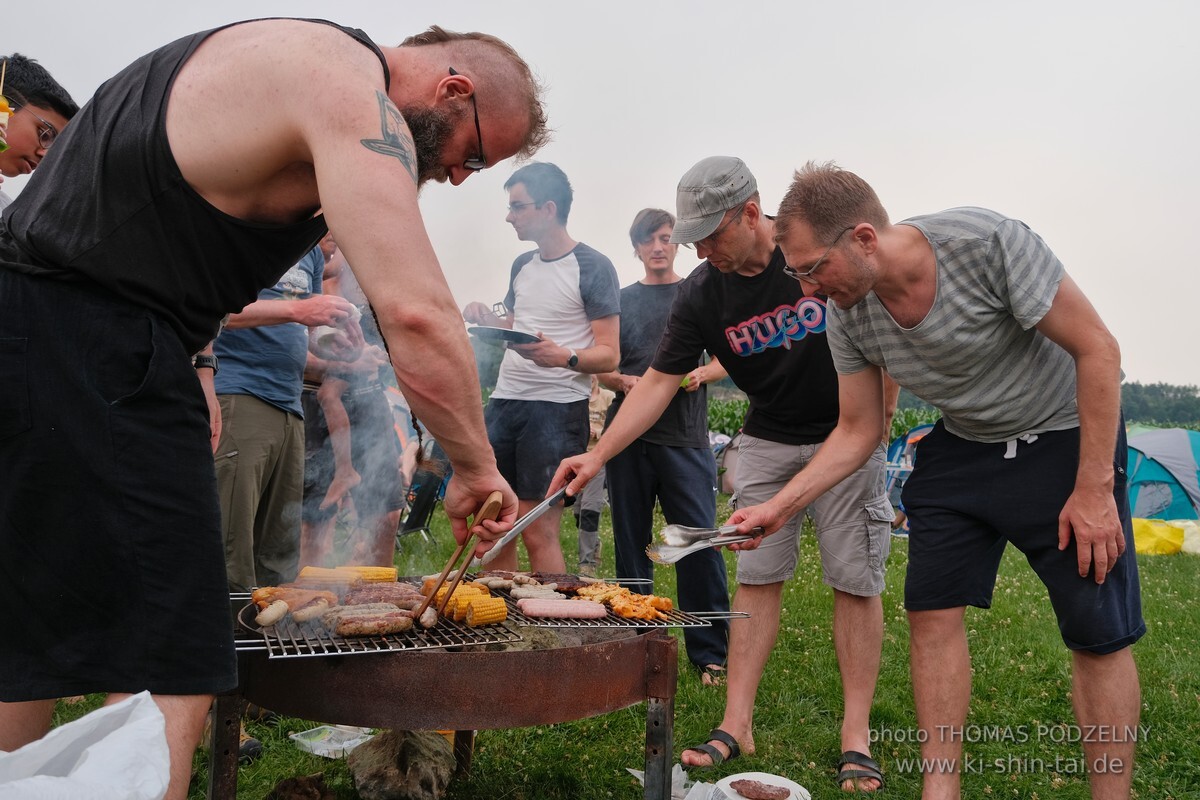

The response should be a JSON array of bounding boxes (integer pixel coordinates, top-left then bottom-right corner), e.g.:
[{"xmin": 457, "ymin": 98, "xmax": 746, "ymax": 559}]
[
  {"xmin": 192, "ymin": 354, "xmax": 219, "ymax": 374},
  {"xmin": 566, "ymin": 349, "xmax": 579, "ymax": 370}
]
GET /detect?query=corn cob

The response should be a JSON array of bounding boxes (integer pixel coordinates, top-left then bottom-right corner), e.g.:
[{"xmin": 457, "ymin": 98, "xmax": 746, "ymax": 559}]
[
  {"xmin": 465, "ymin": 596, "xmax": 508, "ymax": 626},
  {"xmin": 336, "ymin": 565, "xmax": 398, "ymax": 583},
  {"xmin": 435, "ymin": 584, "xmax": 484, "ymax": 607},
  {"xmin": 295, "ymin": 565, "xmax": 363, "ymax": 587}
]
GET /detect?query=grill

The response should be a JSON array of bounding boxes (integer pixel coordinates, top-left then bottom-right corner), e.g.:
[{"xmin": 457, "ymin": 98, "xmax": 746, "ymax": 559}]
[
  {"xmin": 232, "ymin": 594, "xmax": 521, "ymax": 659},
  {"xmin": 501, "ymin": 596, "xmax": 722, "ymax": 628}
]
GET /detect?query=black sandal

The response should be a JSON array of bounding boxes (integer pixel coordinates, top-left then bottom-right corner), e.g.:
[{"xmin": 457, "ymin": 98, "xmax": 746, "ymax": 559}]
[
  {"xmin": 683, "ymin": 728, "xmax": 741, "ymax": 769},
  {"xmin": 837, "ymin": 750, "xmax": 884, "ymax": 791}
]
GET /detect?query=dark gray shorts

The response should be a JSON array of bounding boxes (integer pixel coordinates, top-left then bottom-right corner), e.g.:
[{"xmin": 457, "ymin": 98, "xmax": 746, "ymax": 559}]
[{"xmin": 486, "ymin": 398, "xmax": 588, "ymax": 499}]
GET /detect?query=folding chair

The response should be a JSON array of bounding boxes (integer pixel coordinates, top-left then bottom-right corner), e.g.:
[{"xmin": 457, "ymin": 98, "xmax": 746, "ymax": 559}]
[{"xmin": 396, "ymin": 439, "xmax": 452, "ymax": 549}]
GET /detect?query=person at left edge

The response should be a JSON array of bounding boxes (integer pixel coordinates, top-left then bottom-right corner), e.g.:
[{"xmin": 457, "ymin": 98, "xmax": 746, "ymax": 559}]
[{"xmin": 0, "ymin": 19, "xmax": 548, "ymax": 800}]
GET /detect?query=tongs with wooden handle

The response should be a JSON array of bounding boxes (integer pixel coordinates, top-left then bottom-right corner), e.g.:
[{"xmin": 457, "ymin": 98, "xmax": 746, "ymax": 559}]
[{"xmin": 413, "ymin": 490, "xmax": 504, "ymax": 619}]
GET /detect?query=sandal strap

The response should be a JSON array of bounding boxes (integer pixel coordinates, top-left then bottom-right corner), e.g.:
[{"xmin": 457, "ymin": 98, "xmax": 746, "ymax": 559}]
[
  {"xmin": 706, "ymin": 728, "xmax": 741, "ymax": 759},
  {"xmin": 686, "ymin": 742, "xmax": 728, "ymax": 766},
  {"xmin": 837, "ymin": 750, "xmax": 884, "ymax": 788}
]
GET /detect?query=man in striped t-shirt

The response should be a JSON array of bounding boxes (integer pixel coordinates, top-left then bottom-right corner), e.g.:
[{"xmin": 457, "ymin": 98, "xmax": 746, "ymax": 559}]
[{"xmin": 728, "ymin": 162, "xmax": 1143, "ymax": 799}]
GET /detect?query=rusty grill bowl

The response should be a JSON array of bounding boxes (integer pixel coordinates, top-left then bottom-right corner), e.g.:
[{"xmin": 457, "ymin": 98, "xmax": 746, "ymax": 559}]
[{"xmin": 235, "ymin": 602, "xmax": 521, "ymax": 659}]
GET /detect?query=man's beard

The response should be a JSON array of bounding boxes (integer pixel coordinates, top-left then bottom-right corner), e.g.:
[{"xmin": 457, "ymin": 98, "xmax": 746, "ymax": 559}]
[{"xmin": 399, "ymin": 103, "xmax": 462, "ymax": 186}]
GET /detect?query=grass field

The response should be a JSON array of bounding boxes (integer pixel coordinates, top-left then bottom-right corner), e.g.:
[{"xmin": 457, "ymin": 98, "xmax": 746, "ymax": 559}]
[{"xmin": 55, "ymin": 501, "xmax": 1200, "ymax": 798}]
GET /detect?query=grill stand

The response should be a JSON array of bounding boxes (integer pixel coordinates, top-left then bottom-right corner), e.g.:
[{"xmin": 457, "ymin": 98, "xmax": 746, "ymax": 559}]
[{"xmin": 208, "ymin": 630, "xmax": 677, "ymax": 799}]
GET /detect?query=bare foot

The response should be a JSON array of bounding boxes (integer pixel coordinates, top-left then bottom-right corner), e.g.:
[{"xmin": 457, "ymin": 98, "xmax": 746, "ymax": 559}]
[{"xmin": 700, "ymin": 664, "xmax": 726, "ymax": 687}]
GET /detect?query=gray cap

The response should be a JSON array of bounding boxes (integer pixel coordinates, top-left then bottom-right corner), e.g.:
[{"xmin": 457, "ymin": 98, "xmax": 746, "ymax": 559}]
[{"xmin": 669, "ymin": 156, "xmax": 758, "ymax": 244}]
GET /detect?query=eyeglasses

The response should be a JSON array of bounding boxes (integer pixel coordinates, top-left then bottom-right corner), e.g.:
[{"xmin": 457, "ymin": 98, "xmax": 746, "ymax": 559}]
[
  {"xmin": 449, "ymin": 67, "xmax": 486, "ymax": 171},
  {"xmin": 507, "ymin": 201, "xmax": 538, "ymax": 214},
  {"xmin": 10, "ymin": 100, "xmax": 58, "ymax": 150},
  {"xmin": 685, "ymin": 203, "xmax": 746, "ymax": 251},
  {"xmin": 784, "ymin": 225, "xmax": 855, "ymax": 284}
]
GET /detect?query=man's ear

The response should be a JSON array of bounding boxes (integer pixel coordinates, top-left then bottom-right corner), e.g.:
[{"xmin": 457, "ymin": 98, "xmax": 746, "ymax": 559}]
[
  {"xmin": 439, "ymin": 69, "xmax": 474, "ymax": 103},
  {"xmin": 851, "ymin": 223, "xmax": 879, "ymax": 255}
]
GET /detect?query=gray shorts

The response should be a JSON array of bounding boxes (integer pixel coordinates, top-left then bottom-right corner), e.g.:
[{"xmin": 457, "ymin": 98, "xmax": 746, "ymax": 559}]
[{"xmin": 732, "ymin": 435, "xmax": 893, "ymax": 596}]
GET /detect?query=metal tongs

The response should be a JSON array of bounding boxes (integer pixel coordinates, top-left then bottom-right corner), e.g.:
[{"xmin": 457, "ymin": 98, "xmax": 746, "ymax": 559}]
[
  {"xmin": 414, "ymin": 490, "xmax": 504, "ymax": 618},
  {"xmin": 645, "ymin": 524, "xmax": 764, "ymax": 565}
]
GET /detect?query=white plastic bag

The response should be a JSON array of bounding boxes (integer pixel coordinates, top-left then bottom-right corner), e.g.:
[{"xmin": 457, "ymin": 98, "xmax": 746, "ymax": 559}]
[{"xmin": 0, "ymin": 691, "xmax": 169, "ymax": 800}]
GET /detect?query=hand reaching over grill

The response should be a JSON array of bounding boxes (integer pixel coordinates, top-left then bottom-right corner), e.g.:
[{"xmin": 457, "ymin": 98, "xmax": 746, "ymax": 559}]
[{"xmin": 442, "ymin": 469, "xmax": 518, "ymax": 556}]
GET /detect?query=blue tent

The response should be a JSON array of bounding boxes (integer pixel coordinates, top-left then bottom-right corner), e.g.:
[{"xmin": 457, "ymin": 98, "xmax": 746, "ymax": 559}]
[{"xmin": 1127, "ymin": 427, "xmax": 1200, "ymax": 520}]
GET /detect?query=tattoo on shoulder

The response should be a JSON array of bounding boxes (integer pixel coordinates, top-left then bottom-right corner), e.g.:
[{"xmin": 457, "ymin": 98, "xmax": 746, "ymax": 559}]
[{"xmin": 360, "ymin": 90, "xmax": 418, "ymax": 185}]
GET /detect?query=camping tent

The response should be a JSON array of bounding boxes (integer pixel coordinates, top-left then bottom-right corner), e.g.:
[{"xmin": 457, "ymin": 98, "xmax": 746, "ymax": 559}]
[
  {"xmin": 1127, "ymin": 427, "xmax": 1200, "ymax": 520},
  {"xmin": 886, "ymin": 422, "xmax": 935, "ymax": 495}
]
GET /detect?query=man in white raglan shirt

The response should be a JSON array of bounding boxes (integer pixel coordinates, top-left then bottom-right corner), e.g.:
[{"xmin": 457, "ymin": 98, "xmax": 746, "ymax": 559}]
[{"xmin": 463, "ymin": 161, "xmax": 620, "ymax": 571}]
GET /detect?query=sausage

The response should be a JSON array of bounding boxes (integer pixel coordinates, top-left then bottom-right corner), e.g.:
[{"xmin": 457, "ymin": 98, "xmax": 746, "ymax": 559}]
[
  {"xmin": 516, "ymin": 598, "xmax": 608, "ymax": 618},
  {"xmin": 291, "ymin": 597, "xmax": 332, "ymax": 622},
  {"xmin": 254, "ymin": 600, "xmax": 289, "ymax": 627},
  {"xmin": 509, "ymin": 586, "xmax": 566, "ymax": 600}
]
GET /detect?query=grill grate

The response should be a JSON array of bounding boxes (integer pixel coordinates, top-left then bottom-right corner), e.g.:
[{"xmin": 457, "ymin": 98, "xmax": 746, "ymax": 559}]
[
  {"xmin": 235, "ymin": 602, "xmax": 521, "ymax": 659},
  {"xmin": 500, "ymin": 595, "xmax": 717, "ymax": 629}
]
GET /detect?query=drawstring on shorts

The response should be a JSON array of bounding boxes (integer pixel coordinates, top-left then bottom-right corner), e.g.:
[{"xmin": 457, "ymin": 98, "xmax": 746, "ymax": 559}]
[{"xmin": 1003, "ymin": 433, "xmax": 1039, "ymax": 459}]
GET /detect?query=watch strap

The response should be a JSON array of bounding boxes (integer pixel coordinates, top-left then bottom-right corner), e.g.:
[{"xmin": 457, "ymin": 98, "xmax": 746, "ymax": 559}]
[{"xmin": 192, "ymin": 354, "xmax": 219, "ymax": 374}]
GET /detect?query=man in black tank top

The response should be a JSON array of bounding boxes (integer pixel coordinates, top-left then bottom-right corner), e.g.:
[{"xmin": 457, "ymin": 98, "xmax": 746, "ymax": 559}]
[{"xmin": 0, "ymin": 19, "xmax": 547, "ymax": 799}]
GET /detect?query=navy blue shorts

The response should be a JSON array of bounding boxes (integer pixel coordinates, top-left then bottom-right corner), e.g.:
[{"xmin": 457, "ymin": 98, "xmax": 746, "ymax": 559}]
[
  {"xmin": 902, "ymin": 421, "xmax": 1145, "ymax": 654},
  {"xmin": 0, "ymin": 269, "xmax": 237, "ymax": 699},
  {"xmin": 486, "ymin": 398, "xmax": 588, "ymax": 499}
]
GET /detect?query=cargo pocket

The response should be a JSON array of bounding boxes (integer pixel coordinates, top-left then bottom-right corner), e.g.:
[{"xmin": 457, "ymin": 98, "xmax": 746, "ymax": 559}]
[
  {"xmin": 864, "ymin": 495, "xmax": 896, "ymax": 571},
  {"xmin": 0, "ymin": 338, "xmax": 32, "ymax": 440}
]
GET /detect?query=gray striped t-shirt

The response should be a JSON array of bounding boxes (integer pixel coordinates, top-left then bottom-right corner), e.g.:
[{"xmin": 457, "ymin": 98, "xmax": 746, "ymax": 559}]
[{"xmin": 828, "ymin": 207, "xmax": 1078, "ymax": 443}]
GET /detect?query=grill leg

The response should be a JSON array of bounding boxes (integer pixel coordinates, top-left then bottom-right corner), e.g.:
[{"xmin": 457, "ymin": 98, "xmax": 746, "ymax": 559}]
[
  {"xmin": 643, "ymin": 634, "xmax": 677, "ymax": 800},
  {"xmin": 453, "ymin": 730, "xmax": 475, "ymax": 777},
  {"xmin": 207, "ymin": 693, "xmax": 244, "ymax": 800}
]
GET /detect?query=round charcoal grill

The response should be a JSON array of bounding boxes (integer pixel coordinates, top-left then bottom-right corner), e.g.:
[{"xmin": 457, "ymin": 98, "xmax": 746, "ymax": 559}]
[{"xmin": 210, "ymin": 596, "xmax": 679, "ymax": 799}]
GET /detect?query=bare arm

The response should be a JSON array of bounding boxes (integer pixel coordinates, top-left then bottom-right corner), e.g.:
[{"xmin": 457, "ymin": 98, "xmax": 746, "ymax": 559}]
[
  {"xmin": 549, "ymin": 367, "xmax": 683, "ymax": 497},
  {"xmin": 195, "ymin": 341, "xmax": 221, "ymax": 453},
  {"xmin": 726, "ymin": 366, "xmax": 885, "ymax": 541},
  {"xmin": 509, "ymin": 314, "xmax": 620, "ymax": 373},
  {"xmin": 224, "ymin": 294, "xmax": 357, "ymax": 329},
  {"xmin": 882, "ymin": 370, "xmax": 901, "ymax": 442},
  {"xmin": 683, "ymin": 354, "xmax": 728, "ymax": 393},
  {"xmin": 165, "ymin": 21, "xmax": 517, "ymax": 547},
  {"xmin": 1034, "ymin": 274, "xmax": 1123, "ymax": 583}
]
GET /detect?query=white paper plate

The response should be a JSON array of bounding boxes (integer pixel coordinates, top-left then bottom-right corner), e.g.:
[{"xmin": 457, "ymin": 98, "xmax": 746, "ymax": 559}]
[
  {"xmin": 467, "ymin": 325, "xmax": 540, "ymax": 344},
  {"xmin": 716, "ymin": 772, "xmax": 810, "ymax": 800}
]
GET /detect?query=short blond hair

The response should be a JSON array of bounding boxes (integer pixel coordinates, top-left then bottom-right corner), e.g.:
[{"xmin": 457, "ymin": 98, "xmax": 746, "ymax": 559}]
[{"xmin": 775, "ymin": 161, "xmax": 889, "ymax": 244}]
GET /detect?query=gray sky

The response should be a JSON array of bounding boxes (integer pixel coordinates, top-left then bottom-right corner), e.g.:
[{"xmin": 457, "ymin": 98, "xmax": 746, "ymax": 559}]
[{"xmin": 6, "ymin": 0, "xmax": 1198, "ymax": 385}]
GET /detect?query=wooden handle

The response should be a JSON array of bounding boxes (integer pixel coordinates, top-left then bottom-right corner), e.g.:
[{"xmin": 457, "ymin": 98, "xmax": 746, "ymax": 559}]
[{"xmin": 474, "ymin": 490, "xmax": 503, "ymax": 524}]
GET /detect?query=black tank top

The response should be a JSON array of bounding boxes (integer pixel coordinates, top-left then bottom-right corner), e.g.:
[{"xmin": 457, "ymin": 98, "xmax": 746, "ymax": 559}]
[{"xmin": 0, "ymin": 19, "xmax": 389, "ymax": 354}]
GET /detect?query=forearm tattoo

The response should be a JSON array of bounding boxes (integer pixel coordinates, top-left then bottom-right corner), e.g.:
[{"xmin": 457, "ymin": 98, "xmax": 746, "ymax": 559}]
[{"xmin": 360, "ymin": 90, "xmax": 418, "ymax": 185}]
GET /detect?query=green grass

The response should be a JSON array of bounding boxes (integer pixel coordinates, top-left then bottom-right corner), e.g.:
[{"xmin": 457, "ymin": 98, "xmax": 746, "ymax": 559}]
[{"xmin": 54, "ymin": 501, "xmax": 1200, "ymax": 798}]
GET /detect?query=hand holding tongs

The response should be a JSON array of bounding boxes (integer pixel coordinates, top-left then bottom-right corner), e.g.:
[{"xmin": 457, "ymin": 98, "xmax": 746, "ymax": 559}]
[
  {"xmin": 414, "ymin": 490, "xmax": 504, "ymax": 618},
  {"xmin": 645, "ymin": 524, "xmax": 764, "ymax": 565}
]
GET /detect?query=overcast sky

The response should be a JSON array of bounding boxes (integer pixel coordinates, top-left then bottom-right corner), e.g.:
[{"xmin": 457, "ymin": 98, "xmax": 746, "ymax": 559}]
[{"xmin": 6, "ymin": 0, "xmax": 1197, "ymax": 386}]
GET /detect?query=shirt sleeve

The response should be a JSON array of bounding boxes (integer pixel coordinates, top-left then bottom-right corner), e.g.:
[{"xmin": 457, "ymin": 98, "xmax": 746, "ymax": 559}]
[
  {"xmin": 576, "ymin": 246, "xmax": 621, "ymax": 320},
  {"xmin": 990, "ymin": 218, "xmax": 1066, "ymax": 330},
  {"xmin": 826, "ymin": 304, "xmax": 871, "ymax": 374},
  {"xmin": 650, "ymin": 276, "xmax": 707, "ymax": 375}
]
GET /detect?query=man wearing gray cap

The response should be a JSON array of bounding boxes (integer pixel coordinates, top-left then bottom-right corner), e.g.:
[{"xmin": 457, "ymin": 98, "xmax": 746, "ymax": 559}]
[{"xmin": 552, "ymin": 156, "xmax": 894, "ymax": 791}]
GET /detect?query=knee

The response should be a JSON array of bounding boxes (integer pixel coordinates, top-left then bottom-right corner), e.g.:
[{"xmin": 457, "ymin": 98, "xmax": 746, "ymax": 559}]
[{"xmin": 908, "ymin": 607, "xmax": 965, "ymax": 640}]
